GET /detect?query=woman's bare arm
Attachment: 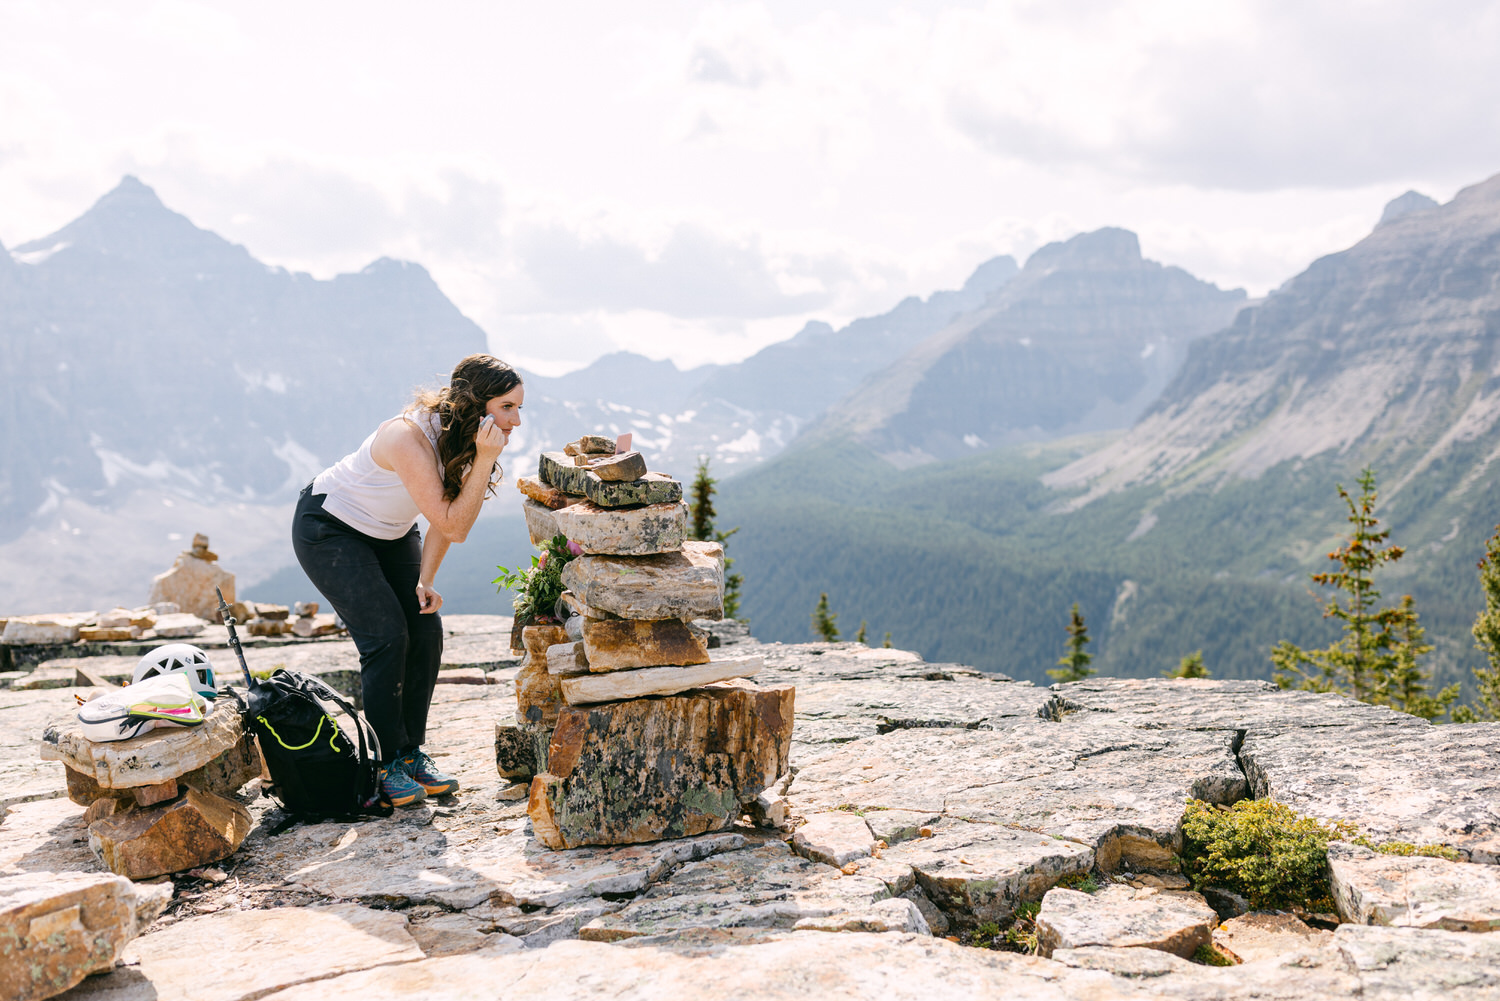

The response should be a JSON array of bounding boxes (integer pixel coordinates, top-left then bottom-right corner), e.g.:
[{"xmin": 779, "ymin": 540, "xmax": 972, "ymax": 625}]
[
  {"xmin": 371, "ymin": 416, "xmax": 503, "ymax": 544},
  {"xmin": 415, "ymin": 527, "xmax": 450, "ymax": 613}
]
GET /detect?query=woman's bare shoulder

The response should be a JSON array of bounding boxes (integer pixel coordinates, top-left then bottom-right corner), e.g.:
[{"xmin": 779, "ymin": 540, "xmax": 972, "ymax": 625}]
[{"xmin": 372, "ymin": 412, "xmax": 436, "ymax": 468}]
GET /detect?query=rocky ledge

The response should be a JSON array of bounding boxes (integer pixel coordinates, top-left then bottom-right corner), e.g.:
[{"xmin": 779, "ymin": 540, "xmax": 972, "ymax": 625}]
[{"xmin": 1, "ymin": 623, "xmax": 1497, "ymax": 1000}]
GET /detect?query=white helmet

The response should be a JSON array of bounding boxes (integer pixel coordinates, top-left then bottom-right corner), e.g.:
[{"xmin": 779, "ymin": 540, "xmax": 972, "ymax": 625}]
[{"xmin": 133, "ymin": 643, "xmax": 217, "ymax": 699}]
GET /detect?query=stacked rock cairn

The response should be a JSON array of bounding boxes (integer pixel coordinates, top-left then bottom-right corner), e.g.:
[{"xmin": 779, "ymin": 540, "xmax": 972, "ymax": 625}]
[
  {"xmin": 38, "ymin": 698, "xmax": 261, "ymax": 879},
  {"xmin": 509, "ymin": 434, "xmax": 795, "ymax": 850}
]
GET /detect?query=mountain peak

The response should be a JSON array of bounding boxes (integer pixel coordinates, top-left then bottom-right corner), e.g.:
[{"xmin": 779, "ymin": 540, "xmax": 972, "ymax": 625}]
[
  {"xmin": 1024, "ymin": 227, "xmax": 1142, "ymax": 273},
  {"xmin": 1378, "ymin": 190, "xmax": 1439, "ymax": 227},
  {"xmin": 13, "ymin": 175, "xmax": 251, "ymax": 273},
  {"xmin": 961, "ymin": 255, "xmax": 1020, "ymax": 296}
]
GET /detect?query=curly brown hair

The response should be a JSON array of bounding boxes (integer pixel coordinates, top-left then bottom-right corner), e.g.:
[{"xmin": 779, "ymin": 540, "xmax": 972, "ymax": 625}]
[{"xmin": 412, "ymin": 354, "xmax": 523, "ymax": 502}]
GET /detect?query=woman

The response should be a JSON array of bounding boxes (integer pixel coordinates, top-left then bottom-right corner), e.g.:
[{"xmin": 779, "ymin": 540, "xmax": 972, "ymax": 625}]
[{"xmin": 292, "ymin": 354, "xmax": 523, "ymax": 807}]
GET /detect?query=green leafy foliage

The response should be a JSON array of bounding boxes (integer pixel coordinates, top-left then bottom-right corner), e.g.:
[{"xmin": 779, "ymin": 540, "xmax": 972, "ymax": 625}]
[
  {"xmin": 493, "ymin": 534, "xmax": 578, "ymax": 626},
  {"xmin": 1271, "ymin": 468, "xmax": 1457, "ymax": 719},
  {"xmin": 962, "ymin": 902, "xmax": 1042, "ymax": 953},
  {"xmin": 811, "ymin": 591, "xmax": 840, "ymax": 642},
  {"xmin": 1165, "ymin": 651, "xmax": 1210, "ymax": 679},
  {"xmin": 1454, "ymin": 525, "xmax": 1500, "ymax": 722},
  {"xmin": 1181, "ymin": 799, "xmax": 1353, "ymax": 912},
  {"xmin": 689, "ymin": 457, "xmax": 743, "ymax": 618},
  {"xmin": 1048, "ymin": 602, "xmax": 1094, "ymax": 682}
]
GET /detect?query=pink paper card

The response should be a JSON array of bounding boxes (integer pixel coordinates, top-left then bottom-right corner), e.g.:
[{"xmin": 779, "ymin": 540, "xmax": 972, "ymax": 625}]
[{"xmin": 614, "ymin": 432, "xmax": 633, "ymax": 454}]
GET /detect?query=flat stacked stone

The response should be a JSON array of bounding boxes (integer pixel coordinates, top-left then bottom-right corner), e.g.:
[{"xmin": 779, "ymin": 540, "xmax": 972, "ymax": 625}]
[
  {"xmin": 508, "ymin": 437, "xmax": 793, "ymax": 850},
  {"xmin": 39, "ymin": 698, "xmax": 259, "ymax": 878}
]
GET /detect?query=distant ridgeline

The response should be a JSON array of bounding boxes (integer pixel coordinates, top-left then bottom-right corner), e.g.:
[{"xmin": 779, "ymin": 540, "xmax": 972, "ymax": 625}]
[
  {"xmin": 724, "ymin": 176, "xmax": 1500, "ymax": 695},
  {"xmin": 0, "ymin": 176, "xmax": 485, "ymax": 539}
]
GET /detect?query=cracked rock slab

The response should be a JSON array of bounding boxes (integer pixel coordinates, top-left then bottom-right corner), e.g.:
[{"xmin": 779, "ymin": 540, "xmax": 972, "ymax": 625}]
[
  {"xmin": 881, "ymin": 819, "xmax": 1092, "ymax": 926},
  {"xmin": 788, "ymin": 721, "xmax": 1244, "ymax": 867},
  {"xmin": 578, "ymin": 841, "xmax": 895, "ymax": 941},
  {"xmin": 40, "ymin": 697, "xmax": 248, "ymax": 789},
  {"xmin": 1333, "ymin": 924, "xmax": 1500, "ymax": 1000},
  {"xmin": 282, "ymin": 813, "xmax": 750, "ymax": 910},
  {"xmin": 1328, "ymin": 841, "xmax": 1500, "ymax": 931},
  {"xmin": 1241, "ymin": 721, "xmax": 1500, "ymax": 862},
  {"xmin": 63, "ymin": 903, "xmax": 424, "ymax": 1001},
  {"xmin": 1035, "ymin": 884, "xmax": 1218, "ymax": 959}
]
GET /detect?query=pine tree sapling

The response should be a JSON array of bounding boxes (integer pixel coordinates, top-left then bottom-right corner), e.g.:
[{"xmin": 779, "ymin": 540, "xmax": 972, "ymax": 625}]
[
  {"xmin": 1272, "ymin": 467, "xmax": 1450, "ymax": 717},
  {"xmin": 1165, "ymin": 651, "xmax": 1210, "ymax": 679},
  {"xmin": 855, "ymin": 620, "xmax": 868, "ymax": 644},
  {"xmin": 882, "ymin": 631, "xmax": 893, "ymax": 649},
  {"xmin": 1048, "ymin": 602, "xmax": 1094, "ymax": 683},
  {"xmin": 1454, "ymin": 525, "xmax": 1500, "ymax": 723},
  {"xmin": 812, "ymin": 592, "xmax": 840, "ymax": 642}
]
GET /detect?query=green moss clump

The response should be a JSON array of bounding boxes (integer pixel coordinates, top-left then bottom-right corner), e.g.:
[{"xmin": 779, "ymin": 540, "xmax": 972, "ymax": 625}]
[
  {"xmin": 1193, "ymin": 943, "xmax": 1237, "ymax": 966},
  {"xmin": 1181, "ymin": 799, "xmax": 1355, "ymax": 911},
  {"xmin": 1364, "ymin": 840, "xmax": 1461, "ymax": 860},
  {"xmin": 1054, "ymin": 871, "xmax": 1100, "ymax": 893},
  {"xmin": 961, "ymin": 902, "xmax": 1042, "ymax": 953}
]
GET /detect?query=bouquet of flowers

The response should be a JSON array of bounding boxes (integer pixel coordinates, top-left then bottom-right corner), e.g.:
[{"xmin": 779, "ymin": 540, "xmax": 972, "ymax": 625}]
[{"xmin": 493, "ymin": 534, "xmax": 584, "ymax": 626}]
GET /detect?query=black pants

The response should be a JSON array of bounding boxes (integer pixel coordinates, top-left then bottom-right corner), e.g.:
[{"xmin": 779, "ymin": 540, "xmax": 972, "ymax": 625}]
[{"xmin": 291, "ymin": 486, "xmax": 443, "ymax": 763}]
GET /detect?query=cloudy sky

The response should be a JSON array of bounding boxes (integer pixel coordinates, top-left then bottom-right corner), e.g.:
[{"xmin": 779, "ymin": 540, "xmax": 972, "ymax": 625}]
[{"xmin": 3, "ymin": 0, "xmax": 1499, "ymax": 373}]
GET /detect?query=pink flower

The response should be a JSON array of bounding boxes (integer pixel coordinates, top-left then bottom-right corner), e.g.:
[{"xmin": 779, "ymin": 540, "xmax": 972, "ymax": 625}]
[
  {"xmin": 537, "ymin": 552, "xmax": 547, "ymax": 569},
  {"xmin": 567, "ymin": 540, "xmax": 584, "ymax": 556}
]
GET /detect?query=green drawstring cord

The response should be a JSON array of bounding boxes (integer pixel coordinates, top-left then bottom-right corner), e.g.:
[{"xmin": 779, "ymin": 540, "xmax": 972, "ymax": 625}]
[{"xmin": 258, "ymin": 714, "xmax": 343, "ymax": 752}]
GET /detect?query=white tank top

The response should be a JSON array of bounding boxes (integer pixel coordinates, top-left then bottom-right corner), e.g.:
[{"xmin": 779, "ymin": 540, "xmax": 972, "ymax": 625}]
[{"xmin": 313, "ymin": 411, "xmax": 442, "ymax": 540}]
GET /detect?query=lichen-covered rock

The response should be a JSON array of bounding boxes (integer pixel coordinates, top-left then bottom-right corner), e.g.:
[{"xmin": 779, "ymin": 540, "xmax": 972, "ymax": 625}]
[
  {"xmin": 1328, "ymin": 841, "xmax": 1500, "ymax": 931},
  {"xmin": 582, "ymin": 472, "xmax": 683, "ymax": 509},
  {"xmin": 553, "ymin": 501, "xmax": 688, "ymax": 556},
  {"xmin": 559, "ymin": 657, "xmax": 762, "ymax": 705},
  {"xmin": 590, "ymin": 450, "xmax": 647, "ymax": 482},
  {"xmin": 1035, "ymin": 884, "xmax": 1218, "ymax": 959},
  {"xmin": 41, "ymin": 697, "xmax": 248, "ymax": 790},
  {"xmin": 0, "ymin": 870, "xmax": 170, "ymax": 1001},
  {"xmin": 560, "ymin": 541, "xmax": 724, "ymax": 621},
  {"xmin": 882, "ymin": 820, "xmax": 1093, "ymax": 926},
  {"xmin": 514, "ymin": 624, "xmax": 570, "ymax": 725},
  {"xmin": 87, "ymin": 787, "xmax": 252, "ymax": 878},
  {"xmin": 528, "ymin": 684, "xmax": 793, "ymax": 850},
  {"xmin": 580, "ymin": 617, "xmax": 709, "ymax": 672}
]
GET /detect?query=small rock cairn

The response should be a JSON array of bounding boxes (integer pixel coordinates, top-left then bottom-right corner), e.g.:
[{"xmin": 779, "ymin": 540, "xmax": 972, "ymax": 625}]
[
  {"xmin": 509, "ymin": 435, "xmax": 795, "ymax": 850},
  {"xmin": 38, "ymin": 698, "xmax": 262, "ymax": 879}
]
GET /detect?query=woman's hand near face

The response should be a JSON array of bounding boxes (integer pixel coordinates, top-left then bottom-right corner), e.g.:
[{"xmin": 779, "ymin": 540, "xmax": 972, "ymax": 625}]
[{"xmin": 475, "ymin": 414, "xmax": 506, "ymax": 464}]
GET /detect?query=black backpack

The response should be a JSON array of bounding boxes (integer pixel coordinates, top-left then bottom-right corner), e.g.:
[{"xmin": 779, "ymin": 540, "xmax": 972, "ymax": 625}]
[{"xmin": 245, "ymin": 670, "xmax": 392, "ymax": 819}]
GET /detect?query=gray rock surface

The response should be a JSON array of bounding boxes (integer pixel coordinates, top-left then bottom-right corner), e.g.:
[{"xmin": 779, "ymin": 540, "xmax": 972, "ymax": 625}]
[
  {"xmin": 2, "ymin": 627, "xmax": 1499, "ymax": 1000},
  {"xmin": 1328, "ymin": 841, "xmax": 1500, "ymax": 930},
  {"xmin": 1034, "ymin": 884, "xmax": 1218, "ymax": 958}
]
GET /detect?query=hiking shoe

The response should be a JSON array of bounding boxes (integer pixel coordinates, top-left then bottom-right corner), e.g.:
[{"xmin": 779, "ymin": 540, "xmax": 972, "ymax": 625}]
[
  {"xmin": 379, "ymin": 760, "xmax": 427, "ymax": 808},
  {"xmin": 401, "ymin": 748, "xmax": 460, "ymax": 796}
]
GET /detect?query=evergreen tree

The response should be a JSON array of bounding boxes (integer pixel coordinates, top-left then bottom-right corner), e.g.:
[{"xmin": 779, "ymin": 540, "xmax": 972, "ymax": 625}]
[
  {"xmin": 1048, "ymin": 602, "xmax": 1094, "ymax": 682},
  {"xmin": 882, "ymin": 631, "xmax": 893, "ymax": 649},
  {"xmin": 1164, "ymin": 651, "xmax": 1210, "ymax": 679},
  {"xmin": 1453, "ymin": 525, "xmax": 1500, "ymax": 722},
  {"xmin": 855, "ymin": 620, "xmax": 868, "ymax": 644},
  {"xmin": 1272, "ymin": 467, "xmax": 1452, "ymax": 716},
  {"xmin": 812, "ymin": 592, "xmax": 840, "ymax": 642},
  {"xmin": 688, "ymin": 457, "xmax": 744, "ymax": 619}
]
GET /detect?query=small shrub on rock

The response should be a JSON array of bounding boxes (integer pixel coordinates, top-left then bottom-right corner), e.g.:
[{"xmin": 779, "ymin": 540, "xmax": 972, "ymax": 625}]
[{"xmin": 1181, "ymin": 799, "xmax": 1354, "ymax": 911}]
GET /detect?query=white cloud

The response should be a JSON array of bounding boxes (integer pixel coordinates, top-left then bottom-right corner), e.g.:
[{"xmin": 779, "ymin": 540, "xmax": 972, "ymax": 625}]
[{"xmin": 1, "ymin": 0, "xmax": 1497, "ymax": 372}]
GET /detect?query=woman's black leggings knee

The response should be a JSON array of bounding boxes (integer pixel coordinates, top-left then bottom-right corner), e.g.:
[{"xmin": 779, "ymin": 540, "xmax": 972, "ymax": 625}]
[{"xmin": 291, "ymin": 486, "xmax": 443, "ymax": 763}]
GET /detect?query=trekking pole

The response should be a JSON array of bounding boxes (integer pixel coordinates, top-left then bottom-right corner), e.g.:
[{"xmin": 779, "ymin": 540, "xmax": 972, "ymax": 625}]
[{"xmin": 216, "ymin": 587, "xmax": 255, "ymax": 689}]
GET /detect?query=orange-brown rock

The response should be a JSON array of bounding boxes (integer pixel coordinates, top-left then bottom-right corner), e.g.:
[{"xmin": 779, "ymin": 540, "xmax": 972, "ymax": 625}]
[
  {"xmin": 516, "ymin": 624, "xmax": 570, "ymax": 726},
  {"xmin": 87, "ymin": 786, "xmax": 253, "ymax": 878},
  {"xmin": 580, "ymin": 617, "xmax": 710, "ymax": 672},
  {"xmin": 516, "ymin": 474, "xmax": 569, "ymax": 510},
  {"xmin": 0, "ymin": 870, "xmax": 170, "ymax": 1001},
  {"xmin": 528, "ymin": 682, "xmax": 794, "ymax": 850}
]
